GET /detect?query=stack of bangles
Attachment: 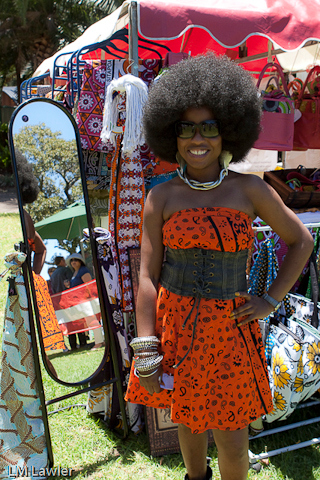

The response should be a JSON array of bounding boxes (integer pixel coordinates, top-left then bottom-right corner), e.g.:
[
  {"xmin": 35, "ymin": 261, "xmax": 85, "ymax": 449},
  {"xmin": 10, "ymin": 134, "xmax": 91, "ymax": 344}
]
[{"xmin": 130, "ymin": 336, "xmax": 163, "ymax": 378}]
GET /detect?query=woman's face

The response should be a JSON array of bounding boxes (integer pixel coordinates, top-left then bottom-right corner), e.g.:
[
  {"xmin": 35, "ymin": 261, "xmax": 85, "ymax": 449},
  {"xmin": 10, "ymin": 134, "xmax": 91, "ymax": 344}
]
[
  {"xmin": 70, "ymin": 259, "xmax": 82, "ymax": 271},
  {"xmin": 177, "ymin": 106, "xmax": 222, "ymax": 175}
]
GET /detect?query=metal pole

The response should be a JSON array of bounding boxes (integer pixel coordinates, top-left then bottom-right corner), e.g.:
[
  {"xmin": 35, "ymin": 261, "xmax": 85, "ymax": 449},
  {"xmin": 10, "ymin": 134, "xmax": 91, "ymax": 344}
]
[
  {"xmin": 128, "ymin": 1, "xmax": 139, "ymax": 77},
  {"xmin": 249, "ymin": 438, "xmax": 320, "ymax": 461}
]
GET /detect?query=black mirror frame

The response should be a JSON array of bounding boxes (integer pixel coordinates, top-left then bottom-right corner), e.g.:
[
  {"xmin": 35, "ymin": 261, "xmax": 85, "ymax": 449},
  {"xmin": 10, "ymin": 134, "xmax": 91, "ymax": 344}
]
[
  {"xmin": 8, "ymin": 97, "xmax": 108, "ymax": 387},
  {"xmin": 9, "ymin": 97, "xmax": 128, "ymax": 437},
  {"xmin": 8, "ymin": 98, "xmax": 119, "ymax": 388}
]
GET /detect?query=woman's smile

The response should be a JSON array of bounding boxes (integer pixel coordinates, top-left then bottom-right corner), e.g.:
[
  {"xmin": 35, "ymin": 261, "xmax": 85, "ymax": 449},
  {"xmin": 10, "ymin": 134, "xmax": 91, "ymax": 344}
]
[{"xmin": 189, "ymin": 148, "xmax": 209, "ymax": 156}]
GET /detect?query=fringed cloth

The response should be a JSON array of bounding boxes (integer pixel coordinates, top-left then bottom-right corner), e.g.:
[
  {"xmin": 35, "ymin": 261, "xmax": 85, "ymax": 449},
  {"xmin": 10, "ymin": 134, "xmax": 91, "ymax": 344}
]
[{"xmin": 0, "ymin": 252, "xmax": 48, "ymax": 476}]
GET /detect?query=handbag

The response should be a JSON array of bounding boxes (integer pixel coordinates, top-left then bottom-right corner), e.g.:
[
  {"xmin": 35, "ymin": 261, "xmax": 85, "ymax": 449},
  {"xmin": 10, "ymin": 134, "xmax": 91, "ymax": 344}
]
[
  {"xmin": 253, "ymin": 63, "xmax": 294, "ymax": 151},
  {"xmin": 293, "ymin": 65, "xmax": 320, "ymax": 150},
  {"xmin": 248, "ymin": 238, "xmax": 320, "ymax": 423},
  {"xmin": 286, "ymin": 246, "xmax": 320, "ymax": 329}
]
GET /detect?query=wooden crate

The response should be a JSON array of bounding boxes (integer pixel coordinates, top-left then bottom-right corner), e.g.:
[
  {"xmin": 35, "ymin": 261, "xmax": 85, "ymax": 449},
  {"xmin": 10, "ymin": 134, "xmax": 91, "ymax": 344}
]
[{"xmin": 264, "ymin": 169, "xmax": 320, "ymax": 208}]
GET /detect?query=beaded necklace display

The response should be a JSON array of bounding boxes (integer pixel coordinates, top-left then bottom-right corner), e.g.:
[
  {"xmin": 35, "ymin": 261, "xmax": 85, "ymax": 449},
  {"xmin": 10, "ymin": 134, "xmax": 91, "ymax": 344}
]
[{"xmin": 176, "ymin": 150, "xmax": 233, "ymax": 191}]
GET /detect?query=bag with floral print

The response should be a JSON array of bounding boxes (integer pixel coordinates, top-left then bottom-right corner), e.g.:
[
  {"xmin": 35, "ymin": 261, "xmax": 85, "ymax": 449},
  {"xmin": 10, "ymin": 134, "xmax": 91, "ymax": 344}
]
[
  {"xmin": 249, "ymin": 238, "xmax": 320, "ymax": 422},
  {"xmin": 264, "ymin": 314, "xmax": 320, "ymax": 422}
]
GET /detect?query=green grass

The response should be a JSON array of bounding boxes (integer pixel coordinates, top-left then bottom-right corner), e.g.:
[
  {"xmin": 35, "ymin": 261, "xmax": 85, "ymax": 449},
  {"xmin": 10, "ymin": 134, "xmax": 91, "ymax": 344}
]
[{"xmin": 2, "ymin": 212, "xmax": 320, "ymax": 479}]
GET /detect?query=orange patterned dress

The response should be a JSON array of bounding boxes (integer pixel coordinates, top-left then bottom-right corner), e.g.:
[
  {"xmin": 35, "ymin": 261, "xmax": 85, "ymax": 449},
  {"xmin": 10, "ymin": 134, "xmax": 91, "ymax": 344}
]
[{"xmin": 125, "ymin": 207, "xmax": 273, "ymax": 433}]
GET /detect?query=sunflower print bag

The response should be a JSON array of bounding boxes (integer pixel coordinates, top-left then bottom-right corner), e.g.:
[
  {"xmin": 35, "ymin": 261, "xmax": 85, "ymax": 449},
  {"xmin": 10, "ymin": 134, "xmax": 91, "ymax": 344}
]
[
  {"xmin": 265, "ymin": 315, "xmax": 320, "ymax": 422},
  {"xmin": 249, "ymin": 238, "xmax": 320, "ymax": 422}
]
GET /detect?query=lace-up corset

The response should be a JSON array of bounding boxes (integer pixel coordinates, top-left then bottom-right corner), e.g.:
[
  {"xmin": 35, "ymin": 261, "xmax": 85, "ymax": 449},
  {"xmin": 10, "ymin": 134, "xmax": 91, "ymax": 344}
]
[{"xmin": 160, "ymin": 246, "xmax": 248, "ymax": 300}]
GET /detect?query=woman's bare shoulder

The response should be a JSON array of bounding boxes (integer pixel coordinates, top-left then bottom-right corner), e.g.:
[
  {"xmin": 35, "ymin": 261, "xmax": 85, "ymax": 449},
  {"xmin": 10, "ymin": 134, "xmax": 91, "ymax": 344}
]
[{"xmin": 146, "ymin": 178, "xmax": 179, "ymax": 210}]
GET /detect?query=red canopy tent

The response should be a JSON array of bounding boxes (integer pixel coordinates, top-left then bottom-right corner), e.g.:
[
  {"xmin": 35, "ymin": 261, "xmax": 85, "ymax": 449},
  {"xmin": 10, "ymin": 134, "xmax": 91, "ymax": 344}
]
[{"xmin": 34, "ymin": 0, "xmax": 320, "ymax": 78}]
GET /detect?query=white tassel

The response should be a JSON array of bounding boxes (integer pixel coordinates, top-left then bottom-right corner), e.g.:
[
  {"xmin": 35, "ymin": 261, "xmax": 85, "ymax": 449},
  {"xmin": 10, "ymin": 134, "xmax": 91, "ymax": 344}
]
[{"xmin": 100, "ymin": 74, "xmax": 148, "ymax": 155}]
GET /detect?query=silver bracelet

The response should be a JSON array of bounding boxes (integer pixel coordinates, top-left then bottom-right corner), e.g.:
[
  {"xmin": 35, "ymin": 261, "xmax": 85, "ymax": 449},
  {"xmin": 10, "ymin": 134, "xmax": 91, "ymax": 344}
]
[
  {"xmin": 135, "ymin": 355, "xmax": 163, "ymax": 372},
  {"xmin": 134, "ymin": 351, "xmax": 159, "ymax": 358},
  {"xmin": 137, "ymin": 367, "xmax": 160, "ymax": 378},
  {"xmin": 130, "ymin": 336, "xmax": 160, "ymax": 352},
  {"xmin": 262, "ymin": 292, "xmax": 281, "ymax": 311}
]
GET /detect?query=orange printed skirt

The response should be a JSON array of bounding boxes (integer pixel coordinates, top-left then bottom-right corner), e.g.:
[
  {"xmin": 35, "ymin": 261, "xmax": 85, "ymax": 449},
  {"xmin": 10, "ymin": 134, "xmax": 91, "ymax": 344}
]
[{"xmin": 126, "ymin": 288, "xmax": 273, "ymax": 434}]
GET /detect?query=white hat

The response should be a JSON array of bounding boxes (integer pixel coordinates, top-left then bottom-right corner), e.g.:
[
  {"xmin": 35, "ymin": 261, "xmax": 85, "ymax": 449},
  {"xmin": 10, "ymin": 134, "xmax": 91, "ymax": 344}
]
[{"xmin": 66, "ymin": 252, "xmax": 86, "ymax": 267}]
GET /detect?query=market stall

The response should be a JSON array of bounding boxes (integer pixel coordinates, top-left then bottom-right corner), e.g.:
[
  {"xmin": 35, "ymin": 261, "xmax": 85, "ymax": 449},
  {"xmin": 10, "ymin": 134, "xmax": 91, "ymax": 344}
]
[{"xmin": 4, "ymin": 0, "xmax": 320, "ymax": 471}]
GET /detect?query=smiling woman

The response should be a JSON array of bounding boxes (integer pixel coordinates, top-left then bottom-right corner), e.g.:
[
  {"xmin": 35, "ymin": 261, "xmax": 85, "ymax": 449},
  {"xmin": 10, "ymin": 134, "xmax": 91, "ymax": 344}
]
[{"xmin": 125, "ymin": 53, "xmax": 314, "ymax": 480}]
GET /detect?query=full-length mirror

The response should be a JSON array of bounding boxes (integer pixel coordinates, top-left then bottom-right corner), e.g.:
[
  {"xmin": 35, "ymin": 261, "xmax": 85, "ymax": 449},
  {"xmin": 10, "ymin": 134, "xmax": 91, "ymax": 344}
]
[{"xmin": 8, "ymin": 98, "xmax": 106, "ymax": 385}]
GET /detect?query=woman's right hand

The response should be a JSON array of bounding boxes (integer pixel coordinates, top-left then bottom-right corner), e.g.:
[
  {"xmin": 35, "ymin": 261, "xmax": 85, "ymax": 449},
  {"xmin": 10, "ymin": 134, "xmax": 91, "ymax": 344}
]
[{"xmin": 139, "ymin": 365, "xmax": 163, "ymax": 394}]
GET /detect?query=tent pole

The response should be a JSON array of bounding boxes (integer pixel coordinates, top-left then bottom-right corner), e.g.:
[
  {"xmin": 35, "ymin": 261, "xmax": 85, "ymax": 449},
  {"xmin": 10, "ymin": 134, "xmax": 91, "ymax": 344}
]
[{"xmin": 128, "ymin": 1, "xmax": 139, "ymax": 77}]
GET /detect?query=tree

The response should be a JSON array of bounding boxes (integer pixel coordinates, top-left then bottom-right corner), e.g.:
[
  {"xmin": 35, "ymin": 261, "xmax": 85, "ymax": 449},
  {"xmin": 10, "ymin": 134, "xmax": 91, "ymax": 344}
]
[
  {"xmin": 13, "ymin": 123, "xmax": 83, "ymax": 222},
  {"xmin": 0, "ymin": 0, "xmax": 125, "ymax": 97}
]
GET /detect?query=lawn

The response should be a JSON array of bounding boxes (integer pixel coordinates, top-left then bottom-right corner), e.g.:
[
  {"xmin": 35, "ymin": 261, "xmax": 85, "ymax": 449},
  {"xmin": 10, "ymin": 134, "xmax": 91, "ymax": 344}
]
[{"xmin": 1, "ymin": 212, "xmax": 320, "ymax": 479}]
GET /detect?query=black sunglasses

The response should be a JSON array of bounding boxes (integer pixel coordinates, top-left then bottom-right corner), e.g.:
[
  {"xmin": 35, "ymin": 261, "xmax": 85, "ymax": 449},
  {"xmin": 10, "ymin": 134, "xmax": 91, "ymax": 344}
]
[{"xmin": 175, "ymin": 120, "xmax": 220, "ymax": 139}]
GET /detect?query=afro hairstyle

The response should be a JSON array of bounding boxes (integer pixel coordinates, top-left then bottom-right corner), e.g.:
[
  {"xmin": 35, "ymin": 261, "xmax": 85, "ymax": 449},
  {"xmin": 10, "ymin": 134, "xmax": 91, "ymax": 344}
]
[
  {"xmin": 15, "ymin": 149, "xmax": 39, "ymax": 204},
  {"xmin": 143, "ymin": 53, "xmax": 261, "ymax": 163}
]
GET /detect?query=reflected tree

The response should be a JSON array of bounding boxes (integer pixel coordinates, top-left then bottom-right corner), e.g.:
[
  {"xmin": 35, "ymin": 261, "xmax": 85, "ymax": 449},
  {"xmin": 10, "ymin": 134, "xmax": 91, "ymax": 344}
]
[{"xmin": 14, "ymin": 123, "xmax": 82, "ymax": 222}]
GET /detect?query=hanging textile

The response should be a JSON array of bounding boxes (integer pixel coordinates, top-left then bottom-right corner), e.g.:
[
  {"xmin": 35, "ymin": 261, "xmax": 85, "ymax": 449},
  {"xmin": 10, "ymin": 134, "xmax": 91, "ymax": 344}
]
[
  {"xmin": 32, "ymin": 272, "xmax": 66, "ymax": 351},
  {"xmin": 0, "ymin": 253, "xmax": 48, "ymax": 477},
  {"xmin": 76, "ymin": 59, "xmax": 161, "ymax": 154},
  {"xmin": 113, "ymin": 58, "xmax": 161, "ymax": 86},
  {"xmin": 252, "ymin": 217, "xmax": 314, "ymax": 292},
  {"xmin": 76, "ymin": 60, "xmax": 114, "ymax": 152},
  {"xmin": 51, "ymin": 279, "xmax": 102, "ymax": 336},
  {"xmin": 101, "ymin": 76, "xmax": 148, "ymax": 311},
  {"xmin": 86, "ymin": 229, "xmax": 143, "ymax": 434}
]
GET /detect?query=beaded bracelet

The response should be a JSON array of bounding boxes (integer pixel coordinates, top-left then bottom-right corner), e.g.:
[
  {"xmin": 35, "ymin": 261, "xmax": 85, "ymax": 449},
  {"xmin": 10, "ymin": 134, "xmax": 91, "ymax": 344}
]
[
  {"xmin": 133, "ymin": 346, "xmax": 159, "ymax": 354},
  {"xmin": 134, "ymin": 351, "xmax": 159, "ymax": 358},
  {"xmin": 135, "ymin": 354, "xmax": 160, "ymax": 364},
  {"xmin": 137, "ymin": 368, "xmax": 160, "ymax": 378},
  {"xmin": 135, "ymin": 355, "xmax": 163, "ymax": 372},
  {"xmin": 130, "ymin": 336, "xmax": 160, "ymax": 352}
]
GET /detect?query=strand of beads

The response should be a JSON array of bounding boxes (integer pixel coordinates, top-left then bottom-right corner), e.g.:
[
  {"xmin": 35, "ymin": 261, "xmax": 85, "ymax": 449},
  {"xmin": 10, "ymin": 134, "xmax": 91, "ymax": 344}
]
[{"xmin": 130, "ymin": 336, "xmax": 162, "ymax": 377}]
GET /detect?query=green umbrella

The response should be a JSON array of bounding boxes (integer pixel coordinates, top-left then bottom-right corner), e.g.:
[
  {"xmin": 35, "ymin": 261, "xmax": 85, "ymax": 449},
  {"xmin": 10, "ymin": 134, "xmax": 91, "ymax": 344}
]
[{"xmin": 34, "ymin": 202, "xmax": 88, "ymax": 240}]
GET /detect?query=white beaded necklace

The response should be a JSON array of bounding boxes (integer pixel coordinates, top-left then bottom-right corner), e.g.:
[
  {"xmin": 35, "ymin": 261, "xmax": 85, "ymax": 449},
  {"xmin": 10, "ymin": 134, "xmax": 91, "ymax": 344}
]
[
  {"xmin": 176, "ymin": 165, "xmax": 228, "ymax": 190},
  {"xmin": 176, "ymin": 151, "xmax": 232, "ymax": 191}
]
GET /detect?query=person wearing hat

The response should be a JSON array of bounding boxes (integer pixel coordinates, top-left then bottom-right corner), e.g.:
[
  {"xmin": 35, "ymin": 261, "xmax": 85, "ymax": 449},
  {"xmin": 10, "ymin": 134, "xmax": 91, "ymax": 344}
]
[
  {"xmin": 66, "ymin": 252, "xmax": 104, "ymax": 349},
  {"xmin": 66, "ymin": 252, "xmax": 92, "ymax": 288}
]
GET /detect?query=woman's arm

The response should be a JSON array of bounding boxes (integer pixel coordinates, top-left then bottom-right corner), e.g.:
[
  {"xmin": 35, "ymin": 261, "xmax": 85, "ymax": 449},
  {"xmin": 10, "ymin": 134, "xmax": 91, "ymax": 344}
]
[
  {"xmin": 232, "ymin": 176, "xmax": 314, "ymax": 325},
  {"xmin": 136, "ymin": 187, "xmax": 165, "ymax": 337},
  {"xmin": 33, "ymin": 231, "xmax": 47, "ymax": 274},
  {"xmin": 81, "ymin": 272, "xmax": 92, "ymax": 283},
  {"xmin": 23, "ymin": 210, "xmax": 47, "ymax": 274},
  {"xmin": 134, "ymin": 187, "xmax": 166, "ymax": 394}
]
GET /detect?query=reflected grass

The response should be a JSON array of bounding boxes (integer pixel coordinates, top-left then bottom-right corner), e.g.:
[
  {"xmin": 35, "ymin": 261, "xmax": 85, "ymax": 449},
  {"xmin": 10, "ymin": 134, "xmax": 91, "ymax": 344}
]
[{"xmin": 47, "ymin": 343, "xmax": 105, "ymax": 384}]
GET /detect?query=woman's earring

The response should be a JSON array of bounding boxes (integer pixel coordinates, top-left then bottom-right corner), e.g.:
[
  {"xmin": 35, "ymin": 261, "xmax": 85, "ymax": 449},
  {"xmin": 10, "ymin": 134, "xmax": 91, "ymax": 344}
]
[
  {"xmin": 219, "ymin": 151, "xmax": 233, "ymax": 170},
  {"xmin": 176, "ymin": 151, "xmax": 185, "ymax": 166},
  {"xmin": 176, "ymin": 152, "xmax": 186, "ymax": 173}
]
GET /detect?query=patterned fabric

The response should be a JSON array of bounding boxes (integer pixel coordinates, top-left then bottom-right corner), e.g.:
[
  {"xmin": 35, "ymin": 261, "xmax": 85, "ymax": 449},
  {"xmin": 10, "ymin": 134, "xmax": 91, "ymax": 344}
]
[
  {"xmin": 86, "ymin": 229, "xmax": 143, "ymax": 434},
  {"xmin": 248, "ymin": 238, "xmax": 292, "ymax": 363},
  {"xmin": 76, "ymin": 59, "xmax": 161, "ymax": 153},
  {"xmin": 264, "ymin": 311, "xmax": 320, "ymax": 422},
  {"xmin": 0, "ymin": 253, "xmax": 48, "ymax": 476},
  {"xmin": 76, "ymin": 60, "xmax": 114, "ymax": 152},
  {"xmin": 32, "ymin": 272, "xmax": 66, "ymax": 351},
  {"xmin": 113, "ymin": 59, "xmax": 161, "ymax": 89},
  {"xmin": 108, "ymin": 95, "xmax": 145, "ymax": 311},
  {"xmin": 248, "ymin": 238, "xmax": 280, "ymax": 330},
  {"xmin": 252, "ymin": 218, "xmax": 315, "ymax": 292},
  {"xmin": 125, "ymin": 207, "xmax": 273, "ymax": 434}
]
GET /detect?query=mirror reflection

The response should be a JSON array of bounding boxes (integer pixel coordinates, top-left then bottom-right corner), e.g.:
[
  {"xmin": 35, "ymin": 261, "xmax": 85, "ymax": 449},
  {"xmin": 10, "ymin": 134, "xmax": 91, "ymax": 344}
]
[{"xmin": 10, "ymin": 100, "xmax": 105, "ymax": 384}]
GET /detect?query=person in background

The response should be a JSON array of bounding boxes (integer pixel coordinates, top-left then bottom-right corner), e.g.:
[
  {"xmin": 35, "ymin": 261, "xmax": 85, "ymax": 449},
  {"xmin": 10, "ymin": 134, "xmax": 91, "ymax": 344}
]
[
  {"xmin": 15, "ymin": 149, "xmax": 58, "ymax": 374},
  {"xmin": 66, "ymin": 252, "xmax": 104, "ymax": 349},
  {"xmin": 15, "ymin": 149, "xmax": 46, "ymax": 274},
  {"xmin": 125, "ymin": 54, "xmax": 314, "ymax": 480},
  {"xmin": 50, "ymin": 256, "xmax": 72, "ymax": 294},
  {"xmin": 47, "ymin": 266, "xmax": 56, "ymax": 295},
  {"xmin": 50, "ymin": 255, "xmax": 86, "ymax": 350}
]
